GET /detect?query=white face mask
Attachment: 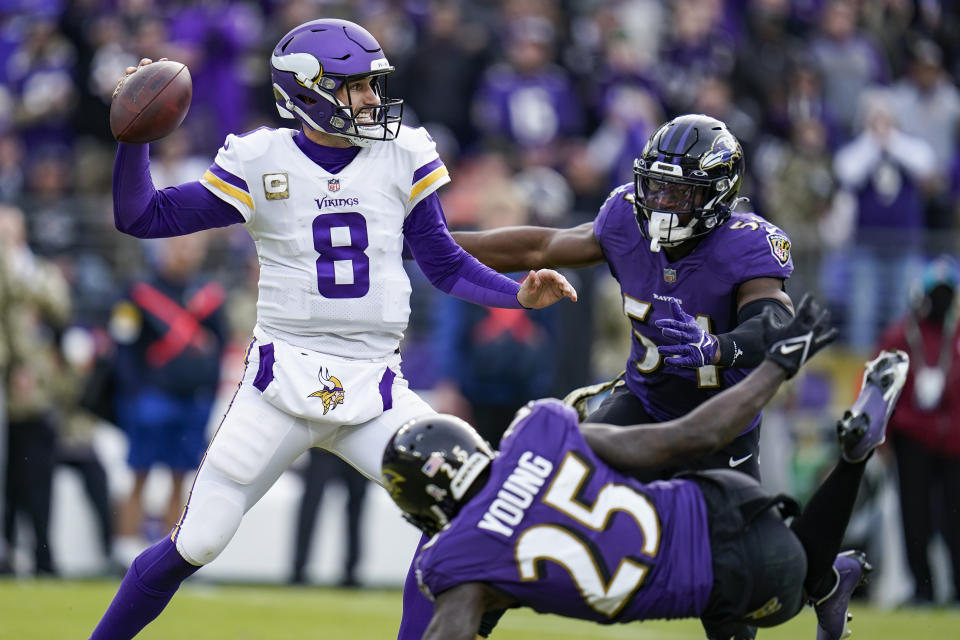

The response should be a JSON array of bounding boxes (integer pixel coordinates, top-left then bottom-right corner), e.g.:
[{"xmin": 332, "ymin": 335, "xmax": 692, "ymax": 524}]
[{"xmin": 647, "ymin": 211, "xmax": 695, "ymax": 252}]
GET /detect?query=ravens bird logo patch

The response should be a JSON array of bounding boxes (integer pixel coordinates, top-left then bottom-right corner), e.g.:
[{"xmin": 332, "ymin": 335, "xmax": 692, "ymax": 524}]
[
  {"xmin": 767, "ymin": 232, "xmax": 791, "ymax": 267},
  {"xmin": 699, "ymin": 133, "xmax": 742, "ymax": 171}
]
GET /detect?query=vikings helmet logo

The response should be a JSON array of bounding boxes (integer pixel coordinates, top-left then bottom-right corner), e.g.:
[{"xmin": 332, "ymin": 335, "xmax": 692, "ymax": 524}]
[
  {"xmin": 699, "ymin": 133, "xmax": 742, "ymax": 171},
  {"xmin": 271, "ymin": 52, "xmax": 324, "ymax": 89},
  {"xmin": 307, "ymin": 367, "xmax": 345, "ymax": 414}
]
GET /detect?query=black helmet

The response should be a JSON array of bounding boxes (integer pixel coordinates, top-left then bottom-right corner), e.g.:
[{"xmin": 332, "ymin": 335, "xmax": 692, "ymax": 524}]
[
  {"xmin": 633, "ymin": 114, "xmax": 744, "ymax": 252},
  {"xmin": 381, "ymin": 414, "xmax": 495, "ymax": 536}
]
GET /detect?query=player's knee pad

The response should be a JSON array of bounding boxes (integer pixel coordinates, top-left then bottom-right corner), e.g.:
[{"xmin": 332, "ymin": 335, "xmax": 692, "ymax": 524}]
[{"xmin": 175, "ymin": 482, "xmax": 246, "ymax": 565}]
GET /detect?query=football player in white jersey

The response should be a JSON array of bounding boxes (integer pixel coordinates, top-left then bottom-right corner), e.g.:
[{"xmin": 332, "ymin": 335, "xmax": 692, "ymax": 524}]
[{"xmin": 89, "ymin": 19, "xmax": 576, "ymax": 640}]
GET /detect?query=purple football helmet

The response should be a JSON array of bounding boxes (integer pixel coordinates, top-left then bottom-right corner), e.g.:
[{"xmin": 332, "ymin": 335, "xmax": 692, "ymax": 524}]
[
  {"xmin": 633, "ymin": 114, "xmax": 744, "ymax": 252},
  {"xmin": 270, "ymin": 19, "xmax": 403, "ymax": 146}
]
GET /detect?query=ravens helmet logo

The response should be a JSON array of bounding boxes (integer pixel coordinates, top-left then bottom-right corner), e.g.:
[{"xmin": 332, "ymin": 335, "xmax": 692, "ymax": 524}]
[{"xmin": 699, "ymin": 133, "xmax": 742, "ymax": 171}]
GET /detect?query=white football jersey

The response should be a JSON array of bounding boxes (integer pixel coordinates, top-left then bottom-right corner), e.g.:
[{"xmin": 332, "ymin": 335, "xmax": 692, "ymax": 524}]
[{"xmin": 200, "ymin": 125, "xmax": 450, "ymax": 359}]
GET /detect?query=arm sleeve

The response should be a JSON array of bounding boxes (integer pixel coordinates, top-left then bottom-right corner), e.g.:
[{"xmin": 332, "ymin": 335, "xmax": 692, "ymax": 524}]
[
  {"xmin": 715, "ymin": 298, "xmax": 794, "ymax": 368},
  {"xmin": 404, "ymin": 193, "xmax": 522, "ymax": 309},
  {"xmin": 113, "ymin": 143, "xmax": 244, "ymax": 238}
]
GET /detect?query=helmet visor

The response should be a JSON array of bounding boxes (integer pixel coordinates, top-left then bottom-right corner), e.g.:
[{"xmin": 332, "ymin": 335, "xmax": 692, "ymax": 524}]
[{"xmin": 636, "ymin": 176, "xmax": 709, "ymax": 215}]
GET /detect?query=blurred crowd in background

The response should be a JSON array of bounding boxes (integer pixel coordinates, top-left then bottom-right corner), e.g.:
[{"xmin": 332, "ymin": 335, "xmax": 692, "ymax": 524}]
[{"xmin": 0, "ymin": 0, "xmax": 959, "ymax": 608}]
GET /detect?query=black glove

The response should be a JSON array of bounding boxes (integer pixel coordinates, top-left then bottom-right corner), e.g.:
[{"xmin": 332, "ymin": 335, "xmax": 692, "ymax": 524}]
[{"xmin": 763, "ymin": 293, "xmax": 837, "ymax": 378}]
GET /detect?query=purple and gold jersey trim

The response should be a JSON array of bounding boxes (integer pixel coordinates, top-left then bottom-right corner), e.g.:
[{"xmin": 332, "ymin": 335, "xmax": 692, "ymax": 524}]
[
  {"xmin": 413, "ymin": 157, "xmax": 444, "ymax": 183},
  {"xmin": 409, "ymin": 158, "xmax": 449, "ymax": 202},
  {"xmin": 203, "ymin": 163, "xmax": 254, "ymax": 210}
]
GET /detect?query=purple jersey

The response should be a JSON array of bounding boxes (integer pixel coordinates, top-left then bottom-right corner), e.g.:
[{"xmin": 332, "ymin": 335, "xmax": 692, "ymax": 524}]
[
  {"xmin": 593, "ymin": 184, "xmax": 793, "ymax": 427},
  {"xmin": 416, "ymin": 399, "xmax": 713, "ymax": 624},
  {"xmin": 472, "ymin": 64, "xmax": 583, "ymax": 147}
]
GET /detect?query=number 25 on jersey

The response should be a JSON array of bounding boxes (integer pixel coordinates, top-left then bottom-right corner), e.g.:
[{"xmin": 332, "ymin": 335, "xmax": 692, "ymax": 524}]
[{"xmin": 515, "ymin": 453, "xmax": 661, "ymax": 618}]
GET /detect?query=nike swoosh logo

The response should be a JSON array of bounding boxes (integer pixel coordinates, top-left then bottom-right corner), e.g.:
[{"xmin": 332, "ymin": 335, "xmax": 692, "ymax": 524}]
[
  {"xmin": 779, "ymin": 343, "xmax": 804, "ymax": 355},
  {"xmin": 729, "ymin": 454, "xmax": 753, "ymax": 467}
]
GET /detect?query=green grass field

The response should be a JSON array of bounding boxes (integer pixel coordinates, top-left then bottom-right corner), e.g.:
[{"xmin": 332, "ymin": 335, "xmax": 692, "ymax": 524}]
[{"xmin": 1, "ymin": 579, "xmax": 957, "ymax": 639}]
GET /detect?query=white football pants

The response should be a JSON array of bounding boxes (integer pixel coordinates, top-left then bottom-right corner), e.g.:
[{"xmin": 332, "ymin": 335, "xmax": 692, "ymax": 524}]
[{"xmin": 173, "ymin": 343, "xmax": 434, "ymax": 566}]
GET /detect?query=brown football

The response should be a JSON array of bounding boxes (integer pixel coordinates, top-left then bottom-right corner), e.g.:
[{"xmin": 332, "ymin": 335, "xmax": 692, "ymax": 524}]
[{"xmin": 109, "ymin": 61, "xmax": 192, "ymax": 143}]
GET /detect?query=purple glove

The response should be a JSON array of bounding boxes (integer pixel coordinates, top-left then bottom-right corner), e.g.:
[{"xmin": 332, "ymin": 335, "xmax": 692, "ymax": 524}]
[{"xmin": 655, "ymin": 298, "xmax": 719, "ymax": 369}]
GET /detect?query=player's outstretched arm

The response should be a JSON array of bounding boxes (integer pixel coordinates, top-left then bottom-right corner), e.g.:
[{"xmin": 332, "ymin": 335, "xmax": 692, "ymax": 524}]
[
  {"xmin": 111, "ymin": 59, "xmax": 244, "ymax": 238},
  {"xmin": 517, "ymin": 269, "xmax": 578, "ymax": 308},
  {"xmin": 452, "ymin": 222, "xmax": 605, "ymax": 272},
  {"xmin": 423, "ymin": 583, "xmax": 501, "ymax": 640},
  {"xmin": 581, "ymin": 361, "xmax": 788, "ymax": 471},
  {"xmin": 583, "ymin": 294, "xmax": 836, "ymax": 472}
]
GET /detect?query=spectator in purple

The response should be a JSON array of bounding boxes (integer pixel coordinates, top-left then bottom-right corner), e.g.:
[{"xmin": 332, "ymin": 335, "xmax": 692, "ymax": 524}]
[
  {"xmin": 583, "ymin": 4, "xmax": 663, "ymax": 191},
  {"xmin": 656, "ymin": 0, "xmax": 736, "ymax": 114},
  {"xmin": 471, "ymin": 16, "xmax": 583, "ymax": 166},
  {"xmin": 583, "ymin": 85, "xmax": 661, "ymax": 190},
  {"xmin": 6, "ymin": 17, "xmax": 78, "ymax": 153},
  {"xmin": 766, "ymin": 55, "xmax": 841, "ymax": 149},
  {"xmin": 832, "ymin": 92, "xmax": 936, "ymax": 351},
  {"xmin": 165, "ymin": 1, "xmax": 262, "ymax": 153}
]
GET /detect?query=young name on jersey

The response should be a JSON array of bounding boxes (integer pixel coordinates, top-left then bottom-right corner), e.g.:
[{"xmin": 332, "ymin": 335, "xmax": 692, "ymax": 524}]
[{"xmin": 477, "ymin": 452, "xmax": 554, "ymax": 538}]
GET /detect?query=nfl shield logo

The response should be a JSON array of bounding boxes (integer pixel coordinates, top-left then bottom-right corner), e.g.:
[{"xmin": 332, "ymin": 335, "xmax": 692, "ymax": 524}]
[
  {"xmin": 663, "ymin": 268, "xmax": 677, "ymax": 283},
  {"xmin": 327, "ymin": 178, "xmax": 340, "ymax": 192}
]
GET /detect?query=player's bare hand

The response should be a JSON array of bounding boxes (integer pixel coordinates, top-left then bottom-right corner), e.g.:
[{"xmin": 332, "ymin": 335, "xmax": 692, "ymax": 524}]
[
  {"xmin": 517, "ymin": 269, "xmax": 578, "ymax": 309},
  {"xmin": 113, "ymin": 57, "xmax": 169, "ymax": 100}
]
